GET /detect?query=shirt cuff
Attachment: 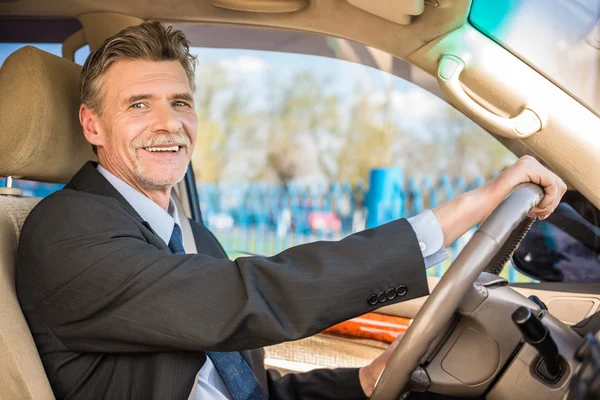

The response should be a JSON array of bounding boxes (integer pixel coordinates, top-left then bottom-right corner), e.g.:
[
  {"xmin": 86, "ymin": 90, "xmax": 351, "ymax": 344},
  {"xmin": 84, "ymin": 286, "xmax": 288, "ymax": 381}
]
[{"xmin": 407, "ymin": 210, "xmax": 449, "ymax": 269}]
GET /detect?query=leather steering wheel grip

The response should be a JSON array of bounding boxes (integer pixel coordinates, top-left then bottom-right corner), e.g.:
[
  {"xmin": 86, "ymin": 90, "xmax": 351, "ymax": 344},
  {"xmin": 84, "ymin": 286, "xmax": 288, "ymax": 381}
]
[
  {"xmin": 483, "ymin": 217, "xmax": 537, "ymax": 275},
  {"xmin": 370, "ymin": 183, "xmax": 544, "ymax": 400}
]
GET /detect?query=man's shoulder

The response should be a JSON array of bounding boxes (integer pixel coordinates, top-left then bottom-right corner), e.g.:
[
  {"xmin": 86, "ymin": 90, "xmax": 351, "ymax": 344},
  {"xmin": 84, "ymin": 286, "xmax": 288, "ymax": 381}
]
[
  {"xmin": 30, "ymin": 187, "xmax": 124, "ymax": 219},
  {"xmin": 22, "ymin": 187, "xmax": 136, "ymax": 242}
]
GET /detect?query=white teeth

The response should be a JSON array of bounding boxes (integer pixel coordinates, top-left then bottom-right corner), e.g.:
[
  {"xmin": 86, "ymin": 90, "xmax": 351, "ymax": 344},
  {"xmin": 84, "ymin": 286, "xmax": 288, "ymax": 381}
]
[{"xmin": 144, "ymin": 146, "xmax": 180, "ymax": 152}]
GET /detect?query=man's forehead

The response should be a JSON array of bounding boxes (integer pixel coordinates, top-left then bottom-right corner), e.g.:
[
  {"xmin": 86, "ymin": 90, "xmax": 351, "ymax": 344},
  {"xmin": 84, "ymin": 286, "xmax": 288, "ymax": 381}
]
[{"xmin": 104, "ymin": 59, "xmax": 192, "ymax": 96}]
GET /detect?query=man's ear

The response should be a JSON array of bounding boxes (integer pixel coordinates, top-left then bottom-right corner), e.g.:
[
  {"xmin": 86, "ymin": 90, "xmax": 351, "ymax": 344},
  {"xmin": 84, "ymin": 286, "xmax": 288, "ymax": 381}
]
[{"xmin": 80, "ymin": 104, "xmax": 104, "ymax": 148}]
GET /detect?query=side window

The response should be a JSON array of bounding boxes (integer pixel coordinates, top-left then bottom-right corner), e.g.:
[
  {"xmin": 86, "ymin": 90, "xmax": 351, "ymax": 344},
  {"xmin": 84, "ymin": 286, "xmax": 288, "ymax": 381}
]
[
  {"xmin": 0, "ymin": 43, "xmax": 89, "ymax": 67},
  {"xmin": 180, "ymin": 24, "xmax": 535, "ymax": 282},
  {"xmin": 512, "ymin": 191, "xmax": 600, "ymax": 283},
  {"xmin": 8, "ymin": 179, "xmax": 64, "ymax": 198}
]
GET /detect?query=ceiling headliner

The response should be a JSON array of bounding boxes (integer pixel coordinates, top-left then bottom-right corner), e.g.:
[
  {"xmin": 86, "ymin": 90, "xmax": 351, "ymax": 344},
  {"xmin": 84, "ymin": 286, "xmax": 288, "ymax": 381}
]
[{"xmin": 0, "ymin": 0, "xmax": 471, "ymax": 60}]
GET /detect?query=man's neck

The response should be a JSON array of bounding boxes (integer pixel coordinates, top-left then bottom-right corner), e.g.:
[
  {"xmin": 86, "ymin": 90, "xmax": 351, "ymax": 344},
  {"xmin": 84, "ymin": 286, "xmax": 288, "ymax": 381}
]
[
  {"xmin": 98, "ymin": 162, "xmax": 172, "ymax": 211},
  {"xmin": 139, "ymin": 187, "xmax": 172, "ymax": 212}
]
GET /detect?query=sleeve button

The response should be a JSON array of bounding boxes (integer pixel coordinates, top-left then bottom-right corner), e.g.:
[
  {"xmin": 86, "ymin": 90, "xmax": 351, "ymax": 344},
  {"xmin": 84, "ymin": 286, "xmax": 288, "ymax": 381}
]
[
  {"xmin": 367, "ymin": 294, "xmax": 379, "ymax": 305},
  {"xmin": 396, "ymin": 285, "xmax": 408, "ymax": 297},
  {"xmin": 386, "ymin": 288, "xmax": 397, "ymax": 300},
  {"xmin": 378, "ymin": 292, "xmax": 387, "ymax": 303}
]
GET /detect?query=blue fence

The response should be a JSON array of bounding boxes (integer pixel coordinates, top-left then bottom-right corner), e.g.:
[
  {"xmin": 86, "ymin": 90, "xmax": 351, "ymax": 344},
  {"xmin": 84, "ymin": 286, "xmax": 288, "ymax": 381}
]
[
  {"xmin": 196, "ymin": 171, "xmax": 532, "ymax": 283},
  {"xmin": 13, "ymin": 172, "xmax": 533, "ymax": 283}
]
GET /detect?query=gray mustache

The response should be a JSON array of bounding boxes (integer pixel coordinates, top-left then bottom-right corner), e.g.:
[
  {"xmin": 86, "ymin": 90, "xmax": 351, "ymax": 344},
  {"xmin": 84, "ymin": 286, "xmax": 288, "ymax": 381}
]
[{"xmin": 133, "ymin": 132, "xmax": 191, "ymax": 148}]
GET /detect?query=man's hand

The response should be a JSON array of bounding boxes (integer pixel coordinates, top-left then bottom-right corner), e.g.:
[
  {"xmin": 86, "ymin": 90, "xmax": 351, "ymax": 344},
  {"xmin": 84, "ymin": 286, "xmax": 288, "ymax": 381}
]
[
  {"xmin": 495, "ymin": 155, "xmax": 567, "ymax": 221},
  {"xmin": 359, "ymin": 333, "xmax": 404, "ymax": 397},
  {"xmin": 433, "ymin": 155, "xmax": 567, "ymax": 247}
]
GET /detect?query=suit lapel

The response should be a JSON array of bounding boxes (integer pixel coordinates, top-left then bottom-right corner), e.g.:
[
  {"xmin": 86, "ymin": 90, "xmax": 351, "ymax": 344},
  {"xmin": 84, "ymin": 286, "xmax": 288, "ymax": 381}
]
[
  {"xmin": 66, "ymin": 162, "xmax": 168, "ymax": 249},
  {"xmin": 66, "ymin": 162, "xmax": 144, "ymax": 222}
]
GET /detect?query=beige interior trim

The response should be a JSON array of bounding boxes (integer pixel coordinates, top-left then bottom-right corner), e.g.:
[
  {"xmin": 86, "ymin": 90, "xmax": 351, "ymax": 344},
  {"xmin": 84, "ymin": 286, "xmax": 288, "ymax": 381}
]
[
  {"xmin": 0, "ymin": 197, "xmax": 54, "ymax": 400},
  {"xmin": 511, "ymin": 287, "xmax": 600, "ymax": 326},
  {"xmin": 347, "ymin": 0, "xmax": 424, "ymax": 25},
  {"xmin": 0, "ymin": 0, "xmax": 471, "ymax": 62},
  {"xmin": 367, "ymin": 46, "xmax": 394, "ymax": 74},
  {"xmin": 437, "ymin": 54, "xmax": 543, "ymax": 139},
  {"xmin": 407, "ymin": 24, "xmax": 600, "ymax": 210},
  {"xmin": 174, "ymin": 181, "xmax": 193, "ymax": 220},
  {"xmin": 61, "ymin": 28, "xmax": 86, "ymax": 61},
  {"xmin": 210, "ymin": 0, "xmax": 308, "ymax": 13},
  {"xmin": 380, "ymin": 275, "xmax": 600, "ymax": 328},
  {"xmin": 77, "ymin": 12, "xmax": 145, "ymax": 51}
]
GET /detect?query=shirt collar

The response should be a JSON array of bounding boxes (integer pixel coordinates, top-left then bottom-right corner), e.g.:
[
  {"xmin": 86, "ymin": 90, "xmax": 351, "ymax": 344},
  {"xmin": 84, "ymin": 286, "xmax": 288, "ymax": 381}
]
[{"xmin": 97, "ymin": 164, "xmax": 180, "ymax": 245}]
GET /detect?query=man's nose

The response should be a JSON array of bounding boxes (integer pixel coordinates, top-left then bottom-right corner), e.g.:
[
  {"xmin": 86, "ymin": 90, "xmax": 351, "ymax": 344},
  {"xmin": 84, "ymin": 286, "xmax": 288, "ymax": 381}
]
[{"xmin": 151, "ymin": 104, "xmax": 183, "ymax": 134}]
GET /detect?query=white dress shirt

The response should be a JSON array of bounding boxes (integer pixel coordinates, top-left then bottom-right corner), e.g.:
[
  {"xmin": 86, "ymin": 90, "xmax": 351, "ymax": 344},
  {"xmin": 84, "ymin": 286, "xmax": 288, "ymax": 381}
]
[{"xmin": 97, "ymin": 164, "xmax": 448, "ymax": 399}]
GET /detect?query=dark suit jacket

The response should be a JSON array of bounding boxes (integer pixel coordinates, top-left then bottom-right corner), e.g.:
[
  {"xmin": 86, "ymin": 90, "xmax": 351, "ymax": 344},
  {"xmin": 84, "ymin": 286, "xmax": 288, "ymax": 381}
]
[{"xmin": 17, "ymin": 162, "xmax": 429, "ymax": 399}]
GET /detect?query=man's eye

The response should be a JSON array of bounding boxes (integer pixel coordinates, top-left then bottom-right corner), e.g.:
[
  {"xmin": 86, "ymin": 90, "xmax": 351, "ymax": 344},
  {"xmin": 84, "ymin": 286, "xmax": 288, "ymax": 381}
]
[
  {"xmin": 174, "ymin": 101, "xmax": 190, "ymax": 108},
  {"xmin": 131, "ymin": 103, "xmax": 147, "ymax": 109}
]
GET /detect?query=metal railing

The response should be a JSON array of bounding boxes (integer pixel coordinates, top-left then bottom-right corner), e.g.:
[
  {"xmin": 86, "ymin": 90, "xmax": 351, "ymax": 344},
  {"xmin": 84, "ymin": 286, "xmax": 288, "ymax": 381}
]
[{"xmin": 197, "ymin": 174, "xmax": 533, "ymax": 283}]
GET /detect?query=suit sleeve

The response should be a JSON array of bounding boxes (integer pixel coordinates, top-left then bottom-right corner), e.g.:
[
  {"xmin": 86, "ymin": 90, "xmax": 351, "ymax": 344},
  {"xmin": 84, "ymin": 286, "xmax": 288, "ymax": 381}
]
[
  {"xmin": 267, "ymin": 368, "xmax": 366, "ymax": 400},
  {"xmin": 18, "ymin": 193, "xmax": 428, "ymax": 353}
]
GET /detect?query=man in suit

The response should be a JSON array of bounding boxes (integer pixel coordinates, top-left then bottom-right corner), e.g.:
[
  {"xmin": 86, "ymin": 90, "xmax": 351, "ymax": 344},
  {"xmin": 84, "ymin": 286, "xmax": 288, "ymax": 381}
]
[{"xmin": 17, "ymin": 22, "xmax": 566, "ymax": 399}]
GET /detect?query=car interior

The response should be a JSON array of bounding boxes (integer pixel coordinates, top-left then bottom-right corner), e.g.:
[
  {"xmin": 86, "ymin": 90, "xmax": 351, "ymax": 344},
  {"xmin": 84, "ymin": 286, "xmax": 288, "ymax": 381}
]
[{"xmin": 2, "ymin": 0, "xmax": 600, "ymax": 399}]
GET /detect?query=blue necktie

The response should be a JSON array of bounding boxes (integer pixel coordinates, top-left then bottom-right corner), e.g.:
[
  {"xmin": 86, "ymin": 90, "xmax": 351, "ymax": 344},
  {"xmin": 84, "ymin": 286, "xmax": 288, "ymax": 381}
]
[{"xmin": 168, "ymin": 224, "xmax": 267, "ymax": 400}]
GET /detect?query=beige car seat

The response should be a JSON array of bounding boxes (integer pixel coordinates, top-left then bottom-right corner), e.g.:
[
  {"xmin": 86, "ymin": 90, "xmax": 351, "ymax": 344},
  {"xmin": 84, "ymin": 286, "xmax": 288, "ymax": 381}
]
[{"xmin": 0, "ymin": 46, "xmax": 95, "ymax": 400}]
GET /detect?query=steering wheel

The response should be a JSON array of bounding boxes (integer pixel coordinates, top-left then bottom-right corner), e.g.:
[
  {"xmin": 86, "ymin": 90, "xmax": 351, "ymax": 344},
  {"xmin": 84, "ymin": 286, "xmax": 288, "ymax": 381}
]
[{"xmin": 370, "ymin": 183, "xmax": 544, "ymax": 400}]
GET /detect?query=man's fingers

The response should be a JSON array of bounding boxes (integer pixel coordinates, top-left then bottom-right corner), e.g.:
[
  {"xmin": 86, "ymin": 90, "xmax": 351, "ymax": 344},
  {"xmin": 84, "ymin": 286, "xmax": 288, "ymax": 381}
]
[
  {"xmin": 529, "ymin": 183, "xmax": 560, "ymax": 219},
  {"xmin": 506, "ymin": 156, "xmax": 567, "ymax": 221},
  {"xmin": 536, "ymin": 181, "xmax": 559, "ymax": 210}
]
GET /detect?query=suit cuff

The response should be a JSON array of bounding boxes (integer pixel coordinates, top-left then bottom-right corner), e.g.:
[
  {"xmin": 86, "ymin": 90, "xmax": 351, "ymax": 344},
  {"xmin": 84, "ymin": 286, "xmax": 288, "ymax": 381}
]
[
  {"xmin": 335, "ymin": 368, "xmax": 368, "ymax": 400},
  {"xmin": 407, "ymin": 210, "xmax": 449, "ymax": 269}
]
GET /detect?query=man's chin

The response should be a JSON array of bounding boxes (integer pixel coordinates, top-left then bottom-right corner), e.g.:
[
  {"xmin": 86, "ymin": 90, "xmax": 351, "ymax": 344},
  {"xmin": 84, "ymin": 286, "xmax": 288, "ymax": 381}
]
[
  {"xmin": 133, "ymin": 160, "xmax": 189, "ymax": 190},
  {"xmin": 135, "ymin": 172, "xmax": 186, "ymax": 191},
  {"xmin": 141, "ymin": 180, "xmax": 180, "ymax": 191}
]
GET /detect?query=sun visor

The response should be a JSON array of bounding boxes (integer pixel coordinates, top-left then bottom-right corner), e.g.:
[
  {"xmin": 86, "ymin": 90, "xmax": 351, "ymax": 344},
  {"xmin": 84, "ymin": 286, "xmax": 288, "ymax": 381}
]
[
  {"xmin": 209, "ymin": 0, "xmax": 308, "ymax": 13},
  {"xmin": 347, "ymin": 0, "xmax": 424, "ymax": 25}
]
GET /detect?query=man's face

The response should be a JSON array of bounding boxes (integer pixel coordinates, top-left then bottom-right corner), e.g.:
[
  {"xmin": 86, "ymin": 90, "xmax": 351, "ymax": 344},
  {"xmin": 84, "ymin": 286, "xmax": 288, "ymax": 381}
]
[{"xmin": 91, "ymin": 59, "xmax": 197, "ymax": 191}]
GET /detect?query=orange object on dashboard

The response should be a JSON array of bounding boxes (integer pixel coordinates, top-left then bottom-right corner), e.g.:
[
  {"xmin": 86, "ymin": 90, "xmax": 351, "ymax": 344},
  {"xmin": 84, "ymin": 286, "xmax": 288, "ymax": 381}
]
[{"xmin": 322, "ymin": 312, "xmax": 411, "ymax": 344}]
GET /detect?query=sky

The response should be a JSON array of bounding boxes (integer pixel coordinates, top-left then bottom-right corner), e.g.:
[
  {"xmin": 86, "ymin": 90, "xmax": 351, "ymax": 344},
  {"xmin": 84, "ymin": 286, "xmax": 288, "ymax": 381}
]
[{"xmin": 189, "ymin": 47, "xmax": 456, "ymax": 140}]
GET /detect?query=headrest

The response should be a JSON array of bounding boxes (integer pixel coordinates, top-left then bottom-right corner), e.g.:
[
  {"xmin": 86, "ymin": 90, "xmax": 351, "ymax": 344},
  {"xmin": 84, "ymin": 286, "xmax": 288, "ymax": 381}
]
[{"xmin": 0, "ymin": 46, "xmax": 96, "ymax": 184}]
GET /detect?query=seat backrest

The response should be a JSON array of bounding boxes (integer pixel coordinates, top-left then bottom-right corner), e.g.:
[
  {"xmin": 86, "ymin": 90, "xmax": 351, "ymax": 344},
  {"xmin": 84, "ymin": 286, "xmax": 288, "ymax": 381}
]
[
  {"xmin": 0, "ymin": 195, "xmax": 54, "ymax": 400},
  {"xmin": 0, "ymin": 46, "xmax": 95, "ymax": 400}
]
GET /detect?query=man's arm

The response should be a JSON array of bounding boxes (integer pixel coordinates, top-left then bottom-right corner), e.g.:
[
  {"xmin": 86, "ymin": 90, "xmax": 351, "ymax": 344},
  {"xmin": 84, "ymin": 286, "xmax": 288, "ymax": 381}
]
[
  {"xmin": 404, "ymin": 157, "xmax": 567, "ymax": 272},
  {"xmin": 266, "ymin": 368, "xmax": 366, "ymax": 400},
  {"xmin": 433, "ymin": 156, "xmax": 567, "ymax": 247},
  {"xmin": 18, "ymin": 192, "xmax": 428, "ymax": 354}
]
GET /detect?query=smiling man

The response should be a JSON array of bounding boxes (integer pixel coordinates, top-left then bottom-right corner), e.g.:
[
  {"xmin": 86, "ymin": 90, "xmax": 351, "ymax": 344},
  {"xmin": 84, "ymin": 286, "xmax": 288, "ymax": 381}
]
[
  {"xmin": 80, "ymin": 46, "xmax": 196, "ymax": 210},
  {"xmin": 17, "ymin": 22, "xmax": 567, "ymax": 400}
]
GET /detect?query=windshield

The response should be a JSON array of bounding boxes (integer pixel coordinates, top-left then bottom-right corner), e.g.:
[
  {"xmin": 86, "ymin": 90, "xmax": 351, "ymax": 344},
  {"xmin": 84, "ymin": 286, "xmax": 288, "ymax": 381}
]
[{"xmin": 470, "ymin": 0, "xmax": 600, "ymax": 115}]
